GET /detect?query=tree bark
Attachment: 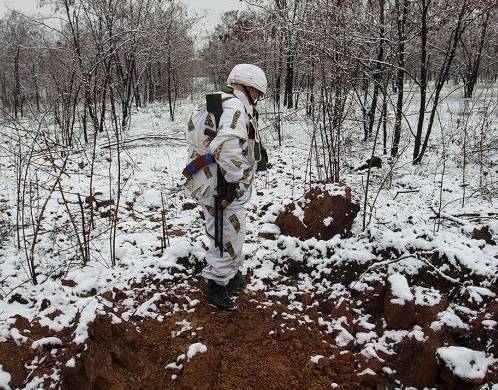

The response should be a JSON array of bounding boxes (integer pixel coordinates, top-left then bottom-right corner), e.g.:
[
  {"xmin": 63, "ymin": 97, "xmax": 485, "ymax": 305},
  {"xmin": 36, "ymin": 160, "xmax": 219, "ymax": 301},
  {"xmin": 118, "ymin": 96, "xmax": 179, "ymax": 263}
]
[
  {"xmin": 367, "ymin": 0, "xmax": 385, "ymax": 138},
  {"xmin": 413, "ymin": 0, "xmax": 429, "ymax": 162},
  {"xmin": 284, "ymin": 51, "xmax": 294, "ymax": 109},
  {"xmin": 391, "ymin": 0, "xmax": 408, "ymax": 157},
  {"xmin": 463, "ymin": 10, "xmax": 490, "ymax": 99},
  {"xmin": 414, "ymin": 1, "xmax": 469, "ymax": 164}
]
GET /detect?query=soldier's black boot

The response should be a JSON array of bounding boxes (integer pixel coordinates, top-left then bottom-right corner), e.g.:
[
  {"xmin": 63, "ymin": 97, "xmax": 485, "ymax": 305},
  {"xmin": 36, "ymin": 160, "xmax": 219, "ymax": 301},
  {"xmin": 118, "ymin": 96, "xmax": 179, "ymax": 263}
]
[
  {"xmin": 227, "ymin": 270, "xmax": 246, "ymax": 295},
  {"xmin": 207, "ymin": 279, "xmax": 237, "ymax": 310}
]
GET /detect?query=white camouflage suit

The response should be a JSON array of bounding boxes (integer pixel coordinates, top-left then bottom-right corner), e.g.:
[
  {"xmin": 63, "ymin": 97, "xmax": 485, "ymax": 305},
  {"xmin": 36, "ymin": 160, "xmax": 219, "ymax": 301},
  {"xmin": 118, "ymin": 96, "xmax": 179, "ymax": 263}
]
[{"xmin": 200, "ymin": 89, "xmax": 258, "ymax": 285}]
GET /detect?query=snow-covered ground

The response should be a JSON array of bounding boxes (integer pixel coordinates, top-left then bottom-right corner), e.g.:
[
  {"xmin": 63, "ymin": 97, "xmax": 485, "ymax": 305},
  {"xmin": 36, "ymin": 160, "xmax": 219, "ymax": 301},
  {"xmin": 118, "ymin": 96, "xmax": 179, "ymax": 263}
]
[{"xmin": 0, "ymin": 84, "xmax": 497, "ymax": 389}]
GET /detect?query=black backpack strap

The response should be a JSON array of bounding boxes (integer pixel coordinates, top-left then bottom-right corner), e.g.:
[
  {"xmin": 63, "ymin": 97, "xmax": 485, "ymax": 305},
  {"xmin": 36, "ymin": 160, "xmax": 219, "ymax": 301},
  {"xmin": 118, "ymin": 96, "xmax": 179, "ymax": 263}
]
[
  {"xmin": 206, "ymin": 93, "xmax": 223, "ymax": 129},
  {"xmin": 206, "ymin": 91, "xmax": 237, "ymax": 133}
]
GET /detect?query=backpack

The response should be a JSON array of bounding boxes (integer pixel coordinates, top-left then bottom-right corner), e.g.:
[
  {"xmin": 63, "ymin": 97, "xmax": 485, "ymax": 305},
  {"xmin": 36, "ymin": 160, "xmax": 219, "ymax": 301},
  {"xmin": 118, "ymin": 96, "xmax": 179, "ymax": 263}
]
[{"xmin": 182, "ymin": 91, "xmax": 234, "ymax": 202}]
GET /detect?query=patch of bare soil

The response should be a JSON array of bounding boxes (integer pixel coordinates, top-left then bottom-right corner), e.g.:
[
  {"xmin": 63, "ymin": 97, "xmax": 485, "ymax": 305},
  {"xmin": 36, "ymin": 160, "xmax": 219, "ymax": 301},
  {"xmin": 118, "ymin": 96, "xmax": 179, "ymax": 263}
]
[
  {"xmin": 0, "ymin": 314, "xmax": 77, "ymax": 388},
  {"xmin": 61, "ymin": 315, "xmax": 171, "ymax": 390}
]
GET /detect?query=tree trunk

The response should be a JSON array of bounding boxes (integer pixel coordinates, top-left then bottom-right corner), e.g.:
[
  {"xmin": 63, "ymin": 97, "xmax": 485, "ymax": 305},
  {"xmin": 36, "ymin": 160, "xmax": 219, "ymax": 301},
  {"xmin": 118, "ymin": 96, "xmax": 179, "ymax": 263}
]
[
  {"xmin": 167, "ymin": 50, "xmax": 174, "ymax": 121},
  {"xmin": 391, "ymin": 0, "xmax": 408, "ymax": 157},
  {"xmin": 463, "ymin": 10, "xmax": 490, "ymax": 99},
  {"xmin": 284, "ymin": 51, "xmax": 294, "ymax": 109},
  {"xmin": 32, "ymin": 62, "xmax": 40, "ymax": 111},
  {"xmin": 367, "ymin": 0, "xmax": 385, "ymax": 138},
  {"xmin": 413, "ymin": 0, "xmax": 429, "ymax": 162},
  {"xmin": 13, "ymin": 46, "xmax": 21, "ymax": 119},
  {"xmin": 362, "ymin": 77, "xmax": 369, "ymax": 140},
  {"xmin": 414, "ymin": 1, "xmax": 469, "ymax": 164}
]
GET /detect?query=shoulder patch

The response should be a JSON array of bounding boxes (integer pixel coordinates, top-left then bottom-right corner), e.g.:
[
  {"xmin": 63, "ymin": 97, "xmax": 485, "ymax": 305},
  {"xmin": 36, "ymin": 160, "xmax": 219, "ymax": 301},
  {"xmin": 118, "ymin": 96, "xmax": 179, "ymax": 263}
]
[
  {"xmin": 204, "ymin": 113, "xmax": 214, "ymax": 128},
  {"xmin": 231, "ymin": 159, "xmax": 242, "ymax": 168},
  {"xmin": 213, "ymin": 146, "xmax": 222, "ymax": 160},
  {"xmin": 202, "ymin": 136, "xmax": 213, "ymax": 148},
  {"xmin": 230, "ymin": 110, "xmax": 241, "ymax": 129},
  {"xmin": 203, "ymin": 166, "xmax": 213, "ymax": 179},
  {"xmin": 228, "ymin": 214, "xmax": 241, "ymax": 233},
  {"xmin": 187, "ymin": 116, "xmax": 195, "ymax": 131}
]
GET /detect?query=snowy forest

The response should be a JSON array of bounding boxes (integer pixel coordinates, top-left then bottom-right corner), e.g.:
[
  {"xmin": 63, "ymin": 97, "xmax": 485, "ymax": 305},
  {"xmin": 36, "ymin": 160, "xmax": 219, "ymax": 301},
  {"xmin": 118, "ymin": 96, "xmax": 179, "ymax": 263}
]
[{"xmin": 0, "ymin": 0, "xmax": 497, "ymax": 388}]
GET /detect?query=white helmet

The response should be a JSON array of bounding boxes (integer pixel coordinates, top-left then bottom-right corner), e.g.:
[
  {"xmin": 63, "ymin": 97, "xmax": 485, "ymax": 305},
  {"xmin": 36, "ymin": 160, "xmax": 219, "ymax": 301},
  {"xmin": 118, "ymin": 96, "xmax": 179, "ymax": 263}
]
[{"xmin": 227, "ymin": 64, "xmax": 267, "ymax": 95}]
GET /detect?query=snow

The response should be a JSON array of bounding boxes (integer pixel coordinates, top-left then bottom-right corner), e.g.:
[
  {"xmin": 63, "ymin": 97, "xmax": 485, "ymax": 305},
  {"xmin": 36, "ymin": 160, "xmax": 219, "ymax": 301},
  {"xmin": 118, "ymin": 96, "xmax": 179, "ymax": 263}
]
[
  {"xmin": 23, "ymin": 376, "xmax": 44, "ymax": 389},
  {"xmin": 414, "ymin": 286, "xmax": 442, "ymax": 306},
  {"xmin": 310, "ymin": 355, "xmax": 324, "ymax": 364},
  {"xmin": 9, "ymin": 328, "xmax": 27, "ymax": 345},
  {"xmin": 466, "ymin": 286, "xmax": 496, "ymax": 303},
  {"xmin": 431, "ymin": 310, "xmax": 469, "ymax": 331},
  {"xmin": 356, "ymin": 331, "xmax": 377, "ymax": 345},
  {"xmin": 137, "ymin": 189, "xmax": 163, "ymax": 210},
  {"xmin": 73, "ymin": 299, "xmax": 104, "ymax": 344},
  {"xmin": 172, "ymin": 320, "xmax": 193, "ymax": 337},
  {"xmin": 482, "ymin": 320, "xmax": 497, "ymax": 330},
  {"xmin": 292, "ymin": 204, "xmax": 306, "ymax": 224},
  {"xmin": 387, "ymin": 273, "xmax": 413, "ymax": 304},
  {"xmin": 165, "ymin": 362, "xmax": 183, "ymax": 370},
  {"xmin": 189, "ymin": 299, "xmax": 200, "ymax": 307},
  {"xmin": 258, "ymin": 223, "xmax": 281, "ymax": 235},
  {"xmin": 437, "ymin": 346, "xmax": 497, "ymax": 380},
  {"xmin": 65, "ymin": 358, "xmax": 76, "ymax": 368},
  {"xmin": 0, "ymin": 365, "xmax": 11, "ymax": 390},
  {"xmin": 357, "ymin": 368, "xmax": 376, "ymax": 376},
  {"xmin": 186, "ymin": 342, "xmax": 208, "ymax": 360},
  {"xmin": 323, "ymin": 216, "xmax": 333, "ymax": 226},
  {"xmin": 134, "ymin": 293, "xmax": 163, "ymax": 319},
  {"xmin": 31, "ymin": 337, "xmax": 63, "ymax": 350}
]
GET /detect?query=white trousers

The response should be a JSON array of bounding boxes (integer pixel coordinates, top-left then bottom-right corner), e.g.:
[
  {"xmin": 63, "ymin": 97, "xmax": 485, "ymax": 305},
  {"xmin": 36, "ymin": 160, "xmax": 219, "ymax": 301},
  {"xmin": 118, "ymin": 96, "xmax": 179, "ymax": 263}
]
[{"xmin": 201, "ymin": 203, "xmax": 247, "ymax": 286}]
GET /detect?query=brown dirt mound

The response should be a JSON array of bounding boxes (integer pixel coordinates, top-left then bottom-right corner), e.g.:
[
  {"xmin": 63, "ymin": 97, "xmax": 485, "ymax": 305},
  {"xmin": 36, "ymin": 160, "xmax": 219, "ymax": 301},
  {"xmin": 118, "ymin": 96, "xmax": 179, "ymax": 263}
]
[{"xmin": 275, "ymin": 186, "xmax": 360, "ymax": 240}]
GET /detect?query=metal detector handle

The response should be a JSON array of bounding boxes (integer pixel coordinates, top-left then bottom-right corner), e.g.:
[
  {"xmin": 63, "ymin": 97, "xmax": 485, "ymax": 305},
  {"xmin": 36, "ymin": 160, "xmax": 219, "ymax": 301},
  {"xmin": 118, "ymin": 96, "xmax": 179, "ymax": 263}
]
[
  {"xmin": 216, "ymin": 168, "xmax": 226, "ymax": 257},
  {"xmin": 206, "ymin": 93, "xmax": 225, "ymax": 257}
]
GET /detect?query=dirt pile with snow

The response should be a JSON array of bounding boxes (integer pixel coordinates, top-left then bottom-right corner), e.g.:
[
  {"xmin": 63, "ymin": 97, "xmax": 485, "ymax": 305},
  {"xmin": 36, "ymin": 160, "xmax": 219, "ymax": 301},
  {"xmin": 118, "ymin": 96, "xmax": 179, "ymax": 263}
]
[{"xmin": 274, "ymin": 186, "xmax": 360, "ymax": 240}]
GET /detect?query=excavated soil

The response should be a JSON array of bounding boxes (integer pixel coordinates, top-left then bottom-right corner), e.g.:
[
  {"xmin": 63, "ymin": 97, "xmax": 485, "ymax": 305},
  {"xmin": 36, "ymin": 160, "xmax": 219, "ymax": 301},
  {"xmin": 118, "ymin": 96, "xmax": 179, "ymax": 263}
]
[
  {"xmin": 2, "ymin": 271, "xmax": 498, "ymax": 389},
  {"xmin": 59, "ymin": 286, "xmax": 369, "ymax": 390},
  {"xmin": 275, "ymin": 186, "xmax": 360, "ymax": 240}
]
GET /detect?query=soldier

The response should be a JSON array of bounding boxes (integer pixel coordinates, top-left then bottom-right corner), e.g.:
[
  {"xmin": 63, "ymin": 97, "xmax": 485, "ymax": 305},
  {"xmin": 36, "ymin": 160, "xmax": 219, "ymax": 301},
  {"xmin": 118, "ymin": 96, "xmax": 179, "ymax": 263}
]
[{"xmin": 185, "ymin": 64, "xmax": 267, "ymax": 310}]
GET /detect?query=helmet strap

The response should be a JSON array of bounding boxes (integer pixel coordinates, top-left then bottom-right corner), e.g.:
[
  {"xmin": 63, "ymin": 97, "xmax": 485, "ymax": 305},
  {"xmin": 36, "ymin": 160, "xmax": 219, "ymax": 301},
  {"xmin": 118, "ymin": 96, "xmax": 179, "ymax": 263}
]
[
  {"xmin": 242, "ymin": 85, "xmax": 256, "ymax": 107},
  {"xmin": 221, "ymin": 85, "xmax": 235, "ymax": 94}
]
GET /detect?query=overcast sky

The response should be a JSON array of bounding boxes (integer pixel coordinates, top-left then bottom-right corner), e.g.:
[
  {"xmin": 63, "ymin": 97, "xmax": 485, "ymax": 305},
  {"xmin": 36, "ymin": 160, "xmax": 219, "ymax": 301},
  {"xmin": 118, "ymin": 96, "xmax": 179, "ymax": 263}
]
[
  {"xmin": 0, "ymin": 0, "xmax": 246, "ymax": 34},
  {"xmin": 183, "ymin": 0, "xmax": 245, "ymax": 33}
]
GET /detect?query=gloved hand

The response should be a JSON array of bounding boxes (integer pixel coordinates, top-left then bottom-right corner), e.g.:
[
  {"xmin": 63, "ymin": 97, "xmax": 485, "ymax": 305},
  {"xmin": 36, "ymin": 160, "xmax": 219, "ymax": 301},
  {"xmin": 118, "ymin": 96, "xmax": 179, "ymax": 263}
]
[{"xmin": 221, "ymin": 182, "xmax": 237, "ymax": 208}]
